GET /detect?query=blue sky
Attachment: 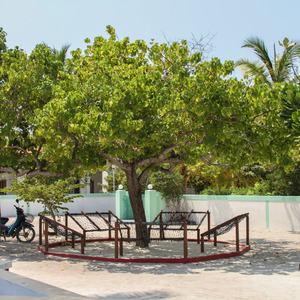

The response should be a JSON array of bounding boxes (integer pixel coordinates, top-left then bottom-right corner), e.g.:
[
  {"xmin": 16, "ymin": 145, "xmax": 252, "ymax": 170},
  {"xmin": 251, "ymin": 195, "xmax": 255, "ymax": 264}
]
[{"xmin": 1, "ymin": 0, "xmax": 300, "ymax": 77}]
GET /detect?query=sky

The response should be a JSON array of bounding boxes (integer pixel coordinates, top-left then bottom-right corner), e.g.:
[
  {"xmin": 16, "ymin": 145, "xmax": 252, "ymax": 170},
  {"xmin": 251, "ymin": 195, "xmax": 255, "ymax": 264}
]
[{"xmin": 1, "ymin": 0, "xmax": 300, "ymax": 78}]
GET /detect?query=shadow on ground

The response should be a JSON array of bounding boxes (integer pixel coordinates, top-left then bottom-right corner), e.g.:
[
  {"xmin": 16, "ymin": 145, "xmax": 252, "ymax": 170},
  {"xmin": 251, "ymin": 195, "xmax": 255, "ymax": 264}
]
[{"xmin": 1, "ymin": 231, "xmax": 299, "ymax": 277}]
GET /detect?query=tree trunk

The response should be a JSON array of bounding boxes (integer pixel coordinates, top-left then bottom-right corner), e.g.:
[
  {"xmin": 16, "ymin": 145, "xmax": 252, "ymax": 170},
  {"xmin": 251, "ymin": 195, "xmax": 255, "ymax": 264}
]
[{"xmin": 125, "ymin": 166, "xmax": 149, "ymax": 248}]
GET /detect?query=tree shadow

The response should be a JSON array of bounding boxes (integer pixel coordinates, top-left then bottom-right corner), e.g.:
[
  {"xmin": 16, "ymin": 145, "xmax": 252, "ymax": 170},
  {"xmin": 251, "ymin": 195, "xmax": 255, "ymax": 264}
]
[
  {"xmin": 1, "ymin": 232, "xmax": 299, "ymax": 277},
  {"xmin": 81, "ymin": 234, "xmax": 299, "ymax": 276}
]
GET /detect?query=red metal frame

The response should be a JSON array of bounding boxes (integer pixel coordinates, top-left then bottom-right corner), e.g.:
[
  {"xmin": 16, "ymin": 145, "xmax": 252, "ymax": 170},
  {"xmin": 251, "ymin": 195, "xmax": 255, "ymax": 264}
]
[{"xmin": 38, "ymin": 212, "xmax": 250, "ymax": 264}]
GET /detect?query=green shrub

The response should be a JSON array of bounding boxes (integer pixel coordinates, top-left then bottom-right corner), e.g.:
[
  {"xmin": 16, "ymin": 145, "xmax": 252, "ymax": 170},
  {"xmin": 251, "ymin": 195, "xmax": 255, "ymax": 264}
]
[{"xmin": 151, "ymin": 170, "xmax": 185, "ymax": 211}]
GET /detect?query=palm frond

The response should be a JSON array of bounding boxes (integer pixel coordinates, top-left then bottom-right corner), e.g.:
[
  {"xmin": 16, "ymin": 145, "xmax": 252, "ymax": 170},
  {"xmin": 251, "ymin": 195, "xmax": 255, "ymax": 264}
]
[
  {"xmin": 290, "ymin": 41, "xmax": 300, "ymax": 56},
  {"xmin": 275, "ymin": 54, "xmax": 293, "ymax": 82},
  {"xmin": 275, "ymin": 41, "xmax": 300, "ymax": 82},
  {"xmin": 241, "ymin": 37, "xmax": 274, "ymax": 78},
  {"xmin": 235, "ymin": 58, "xmax": 272, "ymax": 86},
  {"xmin": 55, "ymin": 44, "xmax": 71, "ymax": 64}
]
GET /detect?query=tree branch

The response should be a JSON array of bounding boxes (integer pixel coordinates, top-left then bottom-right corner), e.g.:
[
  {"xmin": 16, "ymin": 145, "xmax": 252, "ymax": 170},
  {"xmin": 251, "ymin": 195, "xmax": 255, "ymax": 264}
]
[
  {"xmin": 98, "ymin": 151, "xmax": 131, "ymax": 171},
  {"xmin": 137, "ymin": 157, "xmax": 181, "ymax": 185},
  {"xmin": 136, "ymin": 145, "xmax": 177, "ymax": 168},
  {"xmin": 25, "ymin": 170, "xmax": 67, "ymax": 179},
  {"xmin": 200, "ymin": 155, "xmax": 229, "ymax": 167},
  {"xmin": 251, "ymin": 109, "xmax": 273, "ymax": 122}
]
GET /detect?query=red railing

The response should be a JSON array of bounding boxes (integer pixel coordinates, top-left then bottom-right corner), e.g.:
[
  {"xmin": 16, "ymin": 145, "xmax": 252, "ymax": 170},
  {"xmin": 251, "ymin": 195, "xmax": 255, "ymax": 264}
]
[
  {"xmin": 39, "ymin": 214, "xmax": 85, "ymax": 254},
  {"xmin": 200, "ymin": 213, "xmax": 249, "ymax": 252}
]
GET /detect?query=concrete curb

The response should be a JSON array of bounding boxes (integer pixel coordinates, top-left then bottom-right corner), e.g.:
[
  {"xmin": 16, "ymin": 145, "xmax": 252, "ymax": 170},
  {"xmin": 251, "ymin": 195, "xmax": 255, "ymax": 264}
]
[
  {"xmin": 0, "ymin": 269, "xmax": 89, "ymax": 299},
  {"xmin": 0, "ymin": 261, "xmax": 12, "ymax": 271}
]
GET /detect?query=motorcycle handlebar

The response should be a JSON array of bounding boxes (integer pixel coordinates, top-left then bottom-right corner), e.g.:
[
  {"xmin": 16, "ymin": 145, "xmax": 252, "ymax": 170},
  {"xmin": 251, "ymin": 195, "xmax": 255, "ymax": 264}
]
[{"xmin": 14, "ymin": 205, "xmax": 24, "ymax": 212}]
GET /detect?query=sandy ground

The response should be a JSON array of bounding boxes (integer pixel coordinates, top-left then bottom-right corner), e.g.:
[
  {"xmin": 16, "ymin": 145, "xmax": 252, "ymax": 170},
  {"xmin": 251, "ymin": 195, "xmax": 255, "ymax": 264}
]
[{"xmin": 0, "ymin": 217, "xmax": 300, "ymax": 300}]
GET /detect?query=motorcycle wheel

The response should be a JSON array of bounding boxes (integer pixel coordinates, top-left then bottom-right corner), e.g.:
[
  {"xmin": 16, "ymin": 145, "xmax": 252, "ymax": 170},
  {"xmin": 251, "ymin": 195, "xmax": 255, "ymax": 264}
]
[{"xmin": 16, "ymin": 225, "xmax": 35, "ymax": 243}]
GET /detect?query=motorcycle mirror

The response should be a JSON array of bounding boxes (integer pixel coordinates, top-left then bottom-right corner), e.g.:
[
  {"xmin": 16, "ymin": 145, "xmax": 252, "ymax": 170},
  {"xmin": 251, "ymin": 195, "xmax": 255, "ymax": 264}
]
[{"xmin": 16, "ymin": 199, "xmax": 19, "ymax": 204}]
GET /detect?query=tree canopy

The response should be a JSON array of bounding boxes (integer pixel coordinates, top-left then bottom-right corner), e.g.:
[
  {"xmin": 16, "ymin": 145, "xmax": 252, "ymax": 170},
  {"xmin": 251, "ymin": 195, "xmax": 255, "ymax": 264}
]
[
  {"xmin": 0, "ymin": 26, "xmax": 295, "ymax": 246},
  {"xmin": 33, "ymin": 27, "xmax": 291, "ymax": 170},
  {"xmin": 0, "ymin": 34, "xmax": 72, "ymax": 177}
]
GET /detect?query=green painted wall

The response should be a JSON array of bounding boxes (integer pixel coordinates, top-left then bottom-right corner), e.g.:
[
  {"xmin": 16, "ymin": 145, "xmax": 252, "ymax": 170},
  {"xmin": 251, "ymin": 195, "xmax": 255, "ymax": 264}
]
[
  {"xmin": 183, "ymin": 195, "xmax": 300, "ymax": 202},
  {"xmin": 115, "ymin": 190, "xmax": 165, "ymax": 221}
]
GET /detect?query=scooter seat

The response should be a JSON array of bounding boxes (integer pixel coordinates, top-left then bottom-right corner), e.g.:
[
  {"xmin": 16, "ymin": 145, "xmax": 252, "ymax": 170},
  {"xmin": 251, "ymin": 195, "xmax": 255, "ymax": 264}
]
[{"xmin": 1, "ymin": 218, "xmax": 9, "ymax": 225}]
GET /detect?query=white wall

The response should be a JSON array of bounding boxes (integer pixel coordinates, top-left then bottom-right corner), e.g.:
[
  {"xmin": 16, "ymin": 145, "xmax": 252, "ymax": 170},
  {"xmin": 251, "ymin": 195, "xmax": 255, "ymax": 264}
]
[
  {"xmin": 0, "ymin": 172, "xmax": 15, "ymax": 190},
  {"xmin": 184, "ymin": 195, "xmax": 300, "ymax": 231},
  {"xmin": 0, "ymin": 194, "xmax": 115, "ymax": 217},
  {"xmin": 1, "ymin": 194, "xmax": 300, "ymax": 232}
]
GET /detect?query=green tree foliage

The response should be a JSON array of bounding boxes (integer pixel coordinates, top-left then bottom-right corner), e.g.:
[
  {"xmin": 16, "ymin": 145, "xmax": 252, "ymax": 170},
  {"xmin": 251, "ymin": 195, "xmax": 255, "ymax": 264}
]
[
  {"xmin": 236, "ymin": 37, "xmax": 300, "ymax": 86},
  {"xmin": 181, "ymin": 163, "xmax": 212, "ymax": 194},
  {"xmin": 252, "ymin": 163, "xmax": 300, "ymax": 196},
  {"xmin": 3, "ymin": 176, "xmax": 84, "ymax": 220},
  {"xmin": 0, "ymin": 27, "xmax": 7, "ymax": 63},
  {"xmin": 199, "ymin": 163, "xmax": 300, "ymax": 196},
  {"xmin": 1, "ymin": 26, "xmax": 294, "ymax": 246},
  {"xmin": 183, "ymin": 163, "xmax": 228, "ymax": 193},
  {"xmin": 184, "ymin": 162, "xmax": 270, "ymax": 194},
  {"xmin": 233, "ymin": 164, "xmax": 270, "ymax": 187},
  {"xmin": 151, "ymin": 169, "xmax": 185, "ymax": 212},
  {"xmin": 0, "ymin": 39, "xmax": 83, "ymax": 178},
  {"xmin": 98, "ymin": 167, "xmax": 127, "ymax": 192},
  {"xmin": 279, "ymin": 83, "xmax": 300, "ymax": 140}
]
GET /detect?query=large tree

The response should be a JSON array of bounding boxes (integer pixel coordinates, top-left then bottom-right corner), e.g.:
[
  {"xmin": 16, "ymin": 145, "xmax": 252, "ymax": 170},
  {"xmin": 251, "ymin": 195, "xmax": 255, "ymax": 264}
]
[
  {"xmin": 1, "ymin": 27, "xmax": 293, "ymax": 246},
  {"xmin": 32, "ymin": 27, "xmax": 292, "ymax": 246},
  {"xmin": 0, "ymin": 32, "xmax": 72, "ymax": 178},
  {"xmin": 235, "ymin": 37, "xmax": 300, "ymax": 86}
]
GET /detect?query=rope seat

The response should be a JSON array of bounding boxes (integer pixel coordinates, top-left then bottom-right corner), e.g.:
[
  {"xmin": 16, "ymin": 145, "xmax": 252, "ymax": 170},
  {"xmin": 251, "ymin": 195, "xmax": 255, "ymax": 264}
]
[
  {"xmin": 117, "ymin": 221, "xmax": 197, "ymax": 241},
  {"xmin": 66, "ymin": 211, "xmax": 130, "ymax": 239},
  {"xmin": 201, "ymin": 213, "xmax": 248, "ymax": 238},
  {"xmin": 47, "ymin": 220, "xmax": 82, "ymax": 238},
  {"xmin": 39, "ymin": 214, "xmax": 83, "ymax": 239},
  {"xmin": 69, "ymin": 214, "xmax": 103, "ymax": 231}
]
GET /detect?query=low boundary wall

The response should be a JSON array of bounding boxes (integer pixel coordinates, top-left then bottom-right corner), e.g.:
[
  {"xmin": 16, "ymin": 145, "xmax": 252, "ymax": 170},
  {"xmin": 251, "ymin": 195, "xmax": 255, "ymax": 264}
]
[
  {"xmin": 183, "ymin": 195, "xmax": 300, "ymax": 231},
  {"xmin": 1, "ymin": 193, "xmax": 299, "ymax": 231},
  {"xmin": 0, "ymin": 193, "xmax": 115, "ymax": 217}
]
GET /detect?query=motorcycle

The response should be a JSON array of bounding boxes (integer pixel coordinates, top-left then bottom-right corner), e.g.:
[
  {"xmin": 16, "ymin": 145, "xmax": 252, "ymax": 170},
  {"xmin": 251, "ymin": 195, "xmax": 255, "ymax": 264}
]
[{"xmin": 1, "ymin": 203, "xmax": 35, "ymax": 243}]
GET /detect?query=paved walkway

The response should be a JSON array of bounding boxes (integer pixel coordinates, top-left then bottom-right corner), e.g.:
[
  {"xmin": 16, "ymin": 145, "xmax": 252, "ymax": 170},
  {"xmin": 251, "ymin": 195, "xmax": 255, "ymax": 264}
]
[{"xmin": 0, "ymin": 269, "xmax": 89, "ymax": 300}]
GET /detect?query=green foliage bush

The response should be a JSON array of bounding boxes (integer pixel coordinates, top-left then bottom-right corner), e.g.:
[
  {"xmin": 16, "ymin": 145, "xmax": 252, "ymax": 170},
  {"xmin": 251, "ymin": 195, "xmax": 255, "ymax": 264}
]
[
  {"xmin": 98, "ymin": 168, "xmax": 127, "ymax": 192},
  {"xmin": 3, "ymin": 176, "xmax": 84, "ymax": 220},
  {"xmin": 200, "ymin": 163, "xmax": 300, "ymax": 196},
  {"xmin": 150, "ymin": 170, "xmax": 185, "ymax": 211}
]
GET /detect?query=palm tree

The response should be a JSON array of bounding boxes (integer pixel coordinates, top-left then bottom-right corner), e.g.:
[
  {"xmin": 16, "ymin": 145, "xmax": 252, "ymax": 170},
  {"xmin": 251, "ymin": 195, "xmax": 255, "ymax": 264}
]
[
  {"xmin": 235, "ymin": 37, "xmax": 300, "ymax": 86},
  {"xmin": 42, "ymin": 43, "xmax": 71, "ymax": 64},
  {"xmin": 52, "ymin": 43, "xmax": 71, "ymax": 65}
]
